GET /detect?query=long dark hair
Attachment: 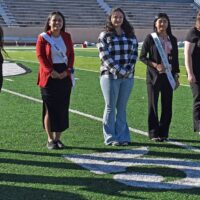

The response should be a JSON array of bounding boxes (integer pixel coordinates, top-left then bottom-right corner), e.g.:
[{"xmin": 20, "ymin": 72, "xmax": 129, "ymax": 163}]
[
  {"xmin": 195, "ymin": 10, "xmax": 200, "ymax": 28},
  {"xmin": 105, "ymin": 7, "xmax": 135, "ymax": 37},
  {"xmin": 44, "ymin": 11, "xmax": 66, "ymax": 32},
  {"xmin": 0, "ymin": 25, "xmax": 7, "ymax": 55},
  {"xmin": 153, "ymin": 13, "xmax": 172, "ymax": 36}
]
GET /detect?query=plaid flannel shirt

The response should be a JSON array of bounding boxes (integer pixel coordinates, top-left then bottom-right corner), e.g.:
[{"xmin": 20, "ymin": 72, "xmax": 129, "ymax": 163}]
[{"xmin": 97, "ymin": 31, "xmax": 138, "ymax": 79}]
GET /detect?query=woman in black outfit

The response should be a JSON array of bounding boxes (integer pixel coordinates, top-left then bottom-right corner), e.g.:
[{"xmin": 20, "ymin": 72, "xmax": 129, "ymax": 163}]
[
  {"xmin": 185, "ymin": 10, "xmax": 200, "ymax": 135},
  {"xmin": 140, "ymin": 13, "xmax": 180, "ymax": 142}
]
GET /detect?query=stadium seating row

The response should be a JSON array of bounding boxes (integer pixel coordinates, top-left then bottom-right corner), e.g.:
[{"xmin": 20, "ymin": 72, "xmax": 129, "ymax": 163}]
[
  {"xmin": 0, "ymin": 0, "xmax": 198, "ymax": 29},
  {"xmin": 0, "ymin": 0, "xmax": 198, "ymax": 44}
]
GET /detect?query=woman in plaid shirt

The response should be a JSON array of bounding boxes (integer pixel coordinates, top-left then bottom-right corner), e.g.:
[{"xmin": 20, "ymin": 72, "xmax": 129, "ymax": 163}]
[{"xmin": 97, "ymin": 7, "xmax": 138, "ymax": 146}]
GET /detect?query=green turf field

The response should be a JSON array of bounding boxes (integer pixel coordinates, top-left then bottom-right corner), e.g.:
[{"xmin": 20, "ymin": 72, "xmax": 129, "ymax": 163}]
[{"xmin": 0, "ymin": 47, "xmax": 200, "ymax": 200}]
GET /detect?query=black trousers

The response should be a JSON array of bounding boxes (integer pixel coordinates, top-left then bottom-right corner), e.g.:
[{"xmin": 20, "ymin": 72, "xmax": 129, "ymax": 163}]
[
  {"xmin": 147, "ymin": 74, "xmax": 173, "ymax": 139},
  {"xmin": 0, "ymin": 63, "xmax": 2, "ymax": 92},
  {"xmin": 190, "ymin": 82, "xmax": 200, "ymax": 132}
]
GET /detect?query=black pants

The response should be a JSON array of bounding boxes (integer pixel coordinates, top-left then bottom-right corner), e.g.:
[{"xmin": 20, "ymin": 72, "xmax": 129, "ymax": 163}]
[
  {"xmin": 147, "ymin": 74, "xmax": 173, "ymax": 139},
  {"xmin": 190, "ymin": 82, "xmax": 200, "ymax": 132},
  {"xmin": 0, "ymin": 63, "xmax": 2, "ymax": 92}
]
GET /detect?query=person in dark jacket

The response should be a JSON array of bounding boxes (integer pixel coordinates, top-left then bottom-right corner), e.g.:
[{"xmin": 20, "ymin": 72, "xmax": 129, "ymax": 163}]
[
  {"xmin": 140, "ymin": 13, "xmax": 180, "ymax": 142},
  {"xmin": 185, "ymin": 10, "xmax": 200, "ymax": 135},
  {"xmin": 0, "ymin": 25, "xmax": 5, "ymax": 92}
]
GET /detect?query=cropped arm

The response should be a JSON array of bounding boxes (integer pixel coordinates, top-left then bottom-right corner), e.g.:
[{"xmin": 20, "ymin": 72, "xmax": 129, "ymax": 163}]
[
  {"xmin": 128, "ymin": 37, "xmax": 138, "ymax": 68},
  {"xmin": 66, "ymin": 34, "xmax": 74, "ymax": 73},
  {"xmin": 172, "ymin": 37, "xmax": 180, "ymax": 73},
  {"xmin": 184, "ymin": 41, "xmax": 196, "ymax": 83}
]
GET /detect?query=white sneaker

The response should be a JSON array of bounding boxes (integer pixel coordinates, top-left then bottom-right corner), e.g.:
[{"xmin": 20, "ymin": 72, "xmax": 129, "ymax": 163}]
[{"xmin": 199, "ymin": 132, "xmax": 200, "ymax": 136}]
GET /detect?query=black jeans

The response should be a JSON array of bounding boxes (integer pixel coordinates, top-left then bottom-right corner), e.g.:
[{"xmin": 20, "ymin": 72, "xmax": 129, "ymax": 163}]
[
  {"xmin": 190, "ymin": 82, "xmax": 200, "ymax": 132},
  {"xmin": 147, "ymin": 74, "xmax": 173, "ymax": 139}
]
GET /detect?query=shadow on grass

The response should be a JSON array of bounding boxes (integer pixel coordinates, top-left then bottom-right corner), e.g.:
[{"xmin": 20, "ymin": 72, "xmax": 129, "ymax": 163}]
[
  {"xmin": 0, "ymin": 184, "xmax": 85, "ymax": 200},
  {"xmin": 0, "ymin": 157, "xmax": 83, "ymax": 170},
  {"xmin": 1, "ymin": 140, "xmax": 200, "ymax": 161},
  {"xmin": 170, "ymin": 138, "xmax": 200, "ymax": 145},
  {"xmin": 1, "ymin": 146, "xmax": 200, "ymax": 198},
  {"xmin": 0, "ymin": 174, "xmax": 144, "ymax": 199},
  {"xmin": 0, "ymin": 139, "xmax": 196, "ymax": 156},
  {"xmin": 0, "ymin": 173, "xmax": 200, "ymax": 199}
]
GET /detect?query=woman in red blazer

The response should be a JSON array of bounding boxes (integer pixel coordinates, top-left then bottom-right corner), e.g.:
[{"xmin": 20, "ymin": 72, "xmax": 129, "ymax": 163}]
[{"xmin": 36, "ymin": 11, "xmax": 74, "ymax": 150}]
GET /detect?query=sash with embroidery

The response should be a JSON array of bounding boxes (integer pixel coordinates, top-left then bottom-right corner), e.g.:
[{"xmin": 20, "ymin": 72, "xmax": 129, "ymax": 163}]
[
  {"xmin": 151, "ymin": 32, "xmax": 176, "ymax": 90},
  {"xmin": 40, "ymin": 32, "xmax": 75, "ymax": 87}
]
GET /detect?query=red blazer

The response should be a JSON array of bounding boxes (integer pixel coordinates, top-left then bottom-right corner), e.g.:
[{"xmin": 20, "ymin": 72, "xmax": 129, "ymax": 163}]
[{"xmin": 36, "ymin": 30, "xmax": 74, "ymax": 87}]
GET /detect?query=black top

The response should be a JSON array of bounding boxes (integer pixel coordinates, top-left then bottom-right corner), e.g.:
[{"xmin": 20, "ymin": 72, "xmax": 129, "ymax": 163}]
[
  {"xmin": 0, "ymin": 49, "xmax": 3, "ymax": 63},
  {"xmin": 140, "ymin": 34, "xmax": 179, "ymax": 84},
  {"xmin": 185, "ymin": 27, "xmax": 200, "ymax": 81},
  {"xmin": 0, "ymin": 51, "xmax": 2, "ymax": 92}
]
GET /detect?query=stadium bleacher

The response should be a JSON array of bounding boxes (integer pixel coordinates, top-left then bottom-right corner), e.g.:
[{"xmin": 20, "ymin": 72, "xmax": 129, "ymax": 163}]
[
  {"xmin": 0, "ymin": 0, "xmax": 199, "ymax": 43},
  {"xmin": 1, "ymin": 0, "xmax": 105, "ymax": 28},
  {"xmin": 104, "ymin": 0, "xmax": 197, "ymax": 29},
  {"xmin": 0, "ymin": 0, "xmax": 197, "ymax": 29}
]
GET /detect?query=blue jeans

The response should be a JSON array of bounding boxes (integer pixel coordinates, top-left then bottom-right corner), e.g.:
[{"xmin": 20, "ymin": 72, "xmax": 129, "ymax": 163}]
[{"xmin": 100, "ymin": 76, "xmax": 134, "ymax": 145}]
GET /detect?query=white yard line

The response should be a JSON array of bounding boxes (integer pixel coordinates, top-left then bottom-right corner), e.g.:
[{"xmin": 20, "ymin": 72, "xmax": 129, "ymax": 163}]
[
  {"xmin": 4, "ymin": 78, "xmax": 13, "ymax": 82},
  {"xmin": 5, "ymin": 59, "xmax": 38, "ymax": 64},
  {"xmin": 2, "ymin": 88, "xmax": 200, "ymax": 153}
]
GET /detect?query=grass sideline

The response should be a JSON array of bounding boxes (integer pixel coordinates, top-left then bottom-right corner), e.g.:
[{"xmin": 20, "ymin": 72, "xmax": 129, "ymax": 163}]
[{"xmin": 0, "ymin": 47, "xmax": 200, "ymax": 200}]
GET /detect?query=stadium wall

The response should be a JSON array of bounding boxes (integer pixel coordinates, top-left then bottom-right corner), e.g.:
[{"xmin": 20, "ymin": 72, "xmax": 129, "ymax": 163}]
[{"xmin": 4, "ymin": 27, "xmax": 190, "ymax": 45}]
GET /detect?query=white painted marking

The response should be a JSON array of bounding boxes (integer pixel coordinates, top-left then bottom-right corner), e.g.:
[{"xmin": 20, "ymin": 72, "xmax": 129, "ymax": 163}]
[
  {"xmin": 64, "ymin": 148, "xmax": 200, "ymax": 189},
  {"xmin": 65, "ymin": 147, "xmax": 148, "ymax": 174},
  {"xmin": 2, "ymin": 89, "xmax": 42, "ymax": 103},
  {"xmin": 180, "ymin": 83, "xmax": 190, "ymax": 87},
  {"xmin": 3, "ymin": 62, "xmax": 26, "ymax": 76},
  {"xmin": 113, "ymin": 157, "xmax": 200, "ymax": 189},
  {"xmin": 5, "ymin": 59, "xmax": 37, "ymax": 64},
  {"xmin": 4, "ymin": 78, "xmax": 13, "ymax": 82}
]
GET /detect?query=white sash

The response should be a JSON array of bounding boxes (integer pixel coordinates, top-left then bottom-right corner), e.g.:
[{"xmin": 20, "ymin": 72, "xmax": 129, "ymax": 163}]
[
  {"xmin": 40, "ymin": 32, "xmax": 75, "ymax": 87},
  {"xmin": 40, "ymin": 32, "xmax": 68, "ymax": 65},
  {"xmin": 151, "ymin": 32, "xmax": 176, "ymax": 90}
]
